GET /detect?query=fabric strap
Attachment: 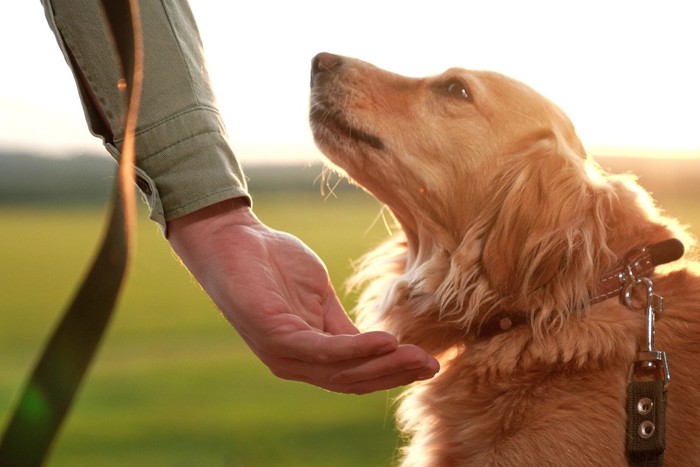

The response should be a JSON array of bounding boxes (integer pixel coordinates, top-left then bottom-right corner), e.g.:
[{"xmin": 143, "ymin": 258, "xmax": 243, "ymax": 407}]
[
  {"xmin": 0, "ymin": 1, "xmax": 142, "ymax": 465},
  {"xmin": 626, "ymin": 380, "xmax": 667, "ymax": 467}
]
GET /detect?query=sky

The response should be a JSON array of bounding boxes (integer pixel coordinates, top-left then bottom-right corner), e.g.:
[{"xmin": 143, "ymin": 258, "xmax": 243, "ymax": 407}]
[{"xmin": 1, "ymin": 0, "xmax": 699, "ymax": 164}]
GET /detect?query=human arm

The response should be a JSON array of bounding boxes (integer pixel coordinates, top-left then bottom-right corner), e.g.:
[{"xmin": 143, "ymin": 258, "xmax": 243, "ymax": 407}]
[
  {"xmin": 43, "ymin": 0, "xmax": 438, "ymax": 393},
  {"xmin": 168, "ymin": 198, "xmax": 439, "ymax": 394}
]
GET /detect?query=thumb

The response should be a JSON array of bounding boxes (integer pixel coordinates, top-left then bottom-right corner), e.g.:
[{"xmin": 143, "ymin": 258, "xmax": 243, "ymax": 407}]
[
  {"xmin": 322, "ymin": 289, "xmax": 361, "ymax": 335},
  {"xmin": 321, "ymin": 287, "xmax": 399, "ymax": 357}
]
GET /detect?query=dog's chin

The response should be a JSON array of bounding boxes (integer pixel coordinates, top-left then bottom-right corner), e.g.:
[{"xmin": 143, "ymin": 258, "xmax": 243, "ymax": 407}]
[{"xmin": 310, "ymin": 108, "xmax": 385, "ymax": 156}]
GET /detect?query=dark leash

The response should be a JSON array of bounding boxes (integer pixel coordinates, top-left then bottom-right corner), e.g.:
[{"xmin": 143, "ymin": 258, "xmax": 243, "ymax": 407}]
[
  {"xmin": 621, "ymin": 243, "xmax": 679, "ymax": 467},
  {"xmin": 605, "ymin": 239, "xmax": 682, "ymax": 467},
  {"xmin": 0, "ymin": 1, "xmax": 142, "ymax": 465}
]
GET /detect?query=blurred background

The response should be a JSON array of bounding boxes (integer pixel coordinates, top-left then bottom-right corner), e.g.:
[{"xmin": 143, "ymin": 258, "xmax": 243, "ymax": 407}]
[{"xmin": 1, "ymin": 1, "xmax": 698, "ymax": 465}]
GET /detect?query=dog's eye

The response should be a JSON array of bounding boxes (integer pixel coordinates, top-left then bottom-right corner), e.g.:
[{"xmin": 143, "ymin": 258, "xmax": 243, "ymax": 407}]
[{"xmin": 444, "ymin": 79, "xmax": 472, "ymax": 102}]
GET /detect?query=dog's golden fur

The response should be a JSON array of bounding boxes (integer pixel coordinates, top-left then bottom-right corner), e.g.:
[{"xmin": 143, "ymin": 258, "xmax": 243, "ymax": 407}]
[{"xmin": 310, "ymin": 53, "xmax": 700, "ymax": 466}]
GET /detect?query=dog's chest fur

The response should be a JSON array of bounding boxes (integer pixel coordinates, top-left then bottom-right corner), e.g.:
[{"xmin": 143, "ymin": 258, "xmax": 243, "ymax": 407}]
[
  {"xmin": 397, "ymin": 318, "xmax": 638, "ymax": 465},
  {"xmin": 393, "ymin": 270, "xmax": 700, "ymax": 466}
]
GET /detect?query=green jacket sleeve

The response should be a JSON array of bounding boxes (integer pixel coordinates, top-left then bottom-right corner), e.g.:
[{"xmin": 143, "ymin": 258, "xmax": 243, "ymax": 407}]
[{"xmin": 42, "ymin": 0, "xmax": 250, "ymax": 232}]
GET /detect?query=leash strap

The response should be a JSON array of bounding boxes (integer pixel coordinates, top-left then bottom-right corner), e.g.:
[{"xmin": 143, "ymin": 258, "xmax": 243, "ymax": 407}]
[
  {"xmin": 626, "ymin": 380, "xmax": 666, "ymax": 467},
  {"xmin": 0, "ymin": 1, "xmax": 142, "ymax": 465},
  {"xmin": 623, "ymin": 269, "xmax": 669, "ymax": 467}
]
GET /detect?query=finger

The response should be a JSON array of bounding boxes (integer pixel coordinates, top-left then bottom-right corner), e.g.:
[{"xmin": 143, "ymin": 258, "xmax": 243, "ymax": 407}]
[
  {"xmin": 323, "ymin": 366, "xmax": 438, "ymax": 395},
  {"xmin": 327, "ymin": 344, "xmax": 440, "ymax": 387},
  {"xmin": 322, "ymin": 290, "xmax": 360, "ymax": 335},
  {"xmin": 267, "ymin": 344, "xmax": 439, "ymax": 393},
  {"xmin": 279, "ymin": 330, "xmax": 399, "ymax": 363},
  {"xmin": 321, "ymin": 294, "xmax": 400, "ymax": 358},
  {"xmin": 279, "ymin": 357, "xmax": 439, "ymax": 395}
]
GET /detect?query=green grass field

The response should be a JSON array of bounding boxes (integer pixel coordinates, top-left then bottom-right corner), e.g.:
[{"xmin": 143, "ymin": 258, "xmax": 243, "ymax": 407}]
[
  {"xmin": 0, "ymin": 178, "xmax": 698, "ymax": 466},
  {"xmin": 0, "ymin": 192, "xmax": 402, "ymax": 467}
]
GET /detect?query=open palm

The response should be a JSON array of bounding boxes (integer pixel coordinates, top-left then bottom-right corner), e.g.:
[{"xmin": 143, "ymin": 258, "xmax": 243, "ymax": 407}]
[{"xmin": 168, "ymin": 199, "xmax": 439, "ymax": 394}]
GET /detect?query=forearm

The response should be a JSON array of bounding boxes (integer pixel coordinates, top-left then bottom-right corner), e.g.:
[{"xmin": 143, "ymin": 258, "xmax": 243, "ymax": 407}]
[{"xmin": 42, "ymin": 0, "xmax": 249, "ymax": 231}]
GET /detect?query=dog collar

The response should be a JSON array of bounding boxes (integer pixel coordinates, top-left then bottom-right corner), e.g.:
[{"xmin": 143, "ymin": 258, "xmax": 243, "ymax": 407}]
[
  {"xmin": 475, "ymin": 238, "xmax": 685, "ymax": 339},
  {"xmin": 591, "ymin": 238, "xmax": 684, "ymax": 305}
]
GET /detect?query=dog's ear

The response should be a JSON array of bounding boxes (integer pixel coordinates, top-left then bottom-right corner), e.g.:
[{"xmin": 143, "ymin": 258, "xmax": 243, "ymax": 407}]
[{"xmin": 481, "ymin": 130, "xmax": 614, "ymax": 329}]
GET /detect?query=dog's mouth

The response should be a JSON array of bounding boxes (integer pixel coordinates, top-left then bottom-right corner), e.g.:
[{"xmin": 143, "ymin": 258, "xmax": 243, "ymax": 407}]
[{"xmin": 310, "ymin": 104, "xmax": 384, "ymax": 151}]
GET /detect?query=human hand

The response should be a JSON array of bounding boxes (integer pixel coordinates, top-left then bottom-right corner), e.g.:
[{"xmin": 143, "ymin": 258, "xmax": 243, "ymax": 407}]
[{"xmin": 167, "ymin": 198, "xmax": 439, "ymax": 394}]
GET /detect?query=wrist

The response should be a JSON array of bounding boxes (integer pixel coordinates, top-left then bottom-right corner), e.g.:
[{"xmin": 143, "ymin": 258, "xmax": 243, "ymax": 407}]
[
  {"xmin": 167, "ymin": 197, "xmax": 258, "ymax": 253},
  {"xmin": 168, "ymin": 197, "xmax": 253, "ymax": 232}
]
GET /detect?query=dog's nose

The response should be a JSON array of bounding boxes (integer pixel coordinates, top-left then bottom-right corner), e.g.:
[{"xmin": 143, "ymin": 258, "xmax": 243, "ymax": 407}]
[
  {"xmin": 312, "ymin": 52, "xmax": 342, "ymax": 73},
  {"xmin": 311, "ymin": 52, "xmax": 342, "ymax": 86}
]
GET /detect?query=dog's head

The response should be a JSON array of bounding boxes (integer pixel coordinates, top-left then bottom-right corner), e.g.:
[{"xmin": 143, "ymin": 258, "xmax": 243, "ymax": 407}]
[
  {"xmin": 309, "ymin": 53, "xmax": 675, "ymax": 346},
  {"xmin": 310, "ymin": 52, "xmax": 585, "ymax": 234}
]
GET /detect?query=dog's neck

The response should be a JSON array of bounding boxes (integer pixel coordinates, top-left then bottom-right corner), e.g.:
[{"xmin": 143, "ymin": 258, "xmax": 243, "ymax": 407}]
[{"xmin": 474, "ymin": 238, "xmax": 685, "ymax": 340}]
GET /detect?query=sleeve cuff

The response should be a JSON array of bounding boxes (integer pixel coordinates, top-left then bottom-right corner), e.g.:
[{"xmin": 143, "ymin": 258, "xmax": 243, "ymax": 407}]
[{"xmin": 108, "ymin": 106, "xmax": 250, "ymax": 234}]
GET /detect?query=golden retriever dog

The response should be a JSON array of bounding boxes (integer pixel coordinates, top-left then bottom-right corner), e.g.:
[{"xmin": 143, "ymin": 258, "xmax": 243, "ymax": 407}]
[{"xmin": 309, "ymin": 52, "xmax": 700, "ymax": 466}]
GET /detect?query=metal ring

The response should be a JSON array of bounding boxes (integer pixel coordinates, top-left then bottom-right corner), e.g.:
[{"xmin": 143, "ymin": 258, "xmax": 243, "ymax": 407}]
[{"xmin": 623, "ymin": 277, "xmax": 653, "ymax": 310}]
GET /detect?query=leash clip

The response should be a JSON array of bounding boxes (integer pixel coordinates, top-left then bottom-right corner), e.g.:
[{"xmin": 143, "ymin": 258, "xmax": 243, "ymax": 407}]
[
  {"xmin": 623, "ymin": 277, "xmax": 670, "ymax": 389},
  {"xmin": 624, "ymin": 276, "xmax": 669, "ymax": 465}
]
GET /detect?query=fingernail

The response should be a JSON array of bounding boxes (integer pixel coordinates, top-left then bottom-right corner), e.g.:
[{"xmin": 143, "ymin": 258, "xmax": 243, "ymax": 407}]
[
  {"xmin": 417, "ymin": 358, "xmax": 440, "ymax": 379},
  {"xmin": 417, "ymin": 369, "xmax": 438, "ymax": 381}
]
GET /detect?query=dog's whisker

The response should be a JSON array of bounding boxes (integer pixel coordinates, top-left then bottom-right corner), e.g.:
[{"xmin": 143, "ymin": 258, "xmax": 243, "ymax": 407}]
[
  {"xmin": 315, "ymin": 166, "xmax": 341, "ymax": 200},
  {"xmin": 323, "ymin": 176, "xmax": 342, "ymax": 201},
  {"xmin": 364, "ymin": 204, "xmax": 395, "ymax": 238}
]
